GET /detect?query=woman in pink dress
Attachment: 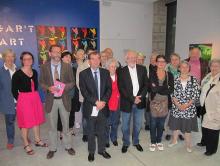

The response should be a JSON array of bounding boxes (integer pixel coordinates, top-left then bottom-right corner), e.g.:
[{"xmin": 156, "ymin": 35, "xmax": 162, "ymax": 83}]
[{"xmin": 12, "ymin": 52, "xmax": 47, "ymax": 155}]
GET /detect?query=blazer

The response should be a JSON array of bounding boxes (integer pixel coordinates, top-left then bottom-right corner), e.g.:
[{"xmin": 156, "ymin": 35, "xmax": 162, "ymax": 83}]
[
  {"xmin": 0, "ymin": 67, "xmax": 16, "ymax": 114},
  {"xmin": 79, "ymin": 67, "xmax": 112, "ymax": 118},
  {"xmin": 118, "ymin": 64, "xmax": 149, "ymax": 113},
  {"xmin": 39, "ymin": 61, "xmax": 75, "ymax": 113}
]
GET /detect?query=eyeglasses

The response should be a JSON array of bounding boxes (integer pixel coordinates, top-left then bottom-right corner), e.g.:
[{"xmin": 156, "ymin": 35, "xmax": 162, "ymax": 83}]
[
  {"xmin": 51, "ymin": 51, "xmax": 61, "ymax": 55},
  {"xmin": 157, "ymin": 60, "xmax": 166, "ymax": 63},
  {"xmin": 23, "ymin": 58, "xmax": 33, "ymax": 61}
]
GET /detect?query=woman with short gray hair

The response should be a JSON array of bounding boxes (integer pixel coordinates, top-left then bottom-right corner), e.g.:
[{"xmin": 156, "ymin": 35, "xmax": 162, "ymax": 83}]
[
  {"xmin": 199, "ymin": 59, "xmax": 220, "ymax": 156},
  {"xmin": 105, "ymin": 58, "xmax": 120, "ymax": 147},
  {"xmin": 0, "ymin": 49, "xmax": 17, "ymax": 150},
  {"xmin": 168, "ymin": 60, "xmax": 200, "ymax": 153}
]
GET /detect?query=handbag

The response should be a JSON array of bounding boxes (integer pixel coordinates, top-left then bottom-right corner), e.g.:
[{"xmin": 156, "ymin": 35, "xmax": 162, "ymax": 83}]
[{"xmin": 150, "ymin": 94, "xmax": 168, "ymax": 117}]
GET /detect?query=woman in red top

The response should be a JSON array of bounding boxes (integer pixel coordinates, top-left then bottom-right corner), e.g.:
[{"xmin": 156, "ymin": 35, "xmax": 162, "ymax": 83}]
[{"xmin": 106, "ymin": 58, "xmax": 120, "ymax": 147}]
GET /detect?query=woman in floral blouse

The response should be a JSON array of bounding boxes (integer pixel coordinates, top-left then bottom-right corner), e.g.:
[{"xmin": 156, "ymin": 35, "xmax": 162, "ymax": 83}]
[{"xmin": 168, "ymin": 60, "xmax": 200, "ymax": 153}]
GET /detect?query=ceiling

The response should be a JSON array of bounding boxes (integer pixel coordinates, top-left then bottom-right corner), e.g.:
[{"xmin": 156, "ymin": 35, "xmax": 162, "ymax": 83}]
[{"xmin": 99, "ymin": 0, "xmax": 157, "ymax": 5}]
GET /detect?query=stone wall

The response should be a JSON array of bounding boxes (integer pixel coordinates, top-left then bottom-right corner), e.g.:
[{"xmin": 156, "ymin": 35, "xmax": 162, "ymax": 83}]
[{"xmin": 152, "ymin": 0, "xmax": 167, "ymax": 55}]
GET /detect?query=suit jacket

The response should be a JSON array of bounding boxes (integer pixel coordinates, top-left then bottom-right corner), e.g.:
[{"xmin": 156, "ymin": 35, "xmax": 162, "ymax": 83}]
[
  {"xmin": 39, "ymin": 62, "xmax": 75, "ymax": 113},
  {"xmin": 0, "ymin": 67, "xmax": 16, "ymax": 114},
  {"xmin": 118, "ymin": 64, "xmax": 149, "ymax": 113},
  {"xmin": 79, "ymin": 67, "xmax": 112, "ymax": 118}
]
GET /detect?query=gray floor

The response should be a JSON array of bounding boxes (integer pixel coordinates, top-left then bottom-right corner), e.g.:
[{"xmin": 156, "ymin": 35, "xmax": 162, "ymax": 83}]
[{"xmin": 0, "ymin": 114, "xmax": 219, "ymax": 166}]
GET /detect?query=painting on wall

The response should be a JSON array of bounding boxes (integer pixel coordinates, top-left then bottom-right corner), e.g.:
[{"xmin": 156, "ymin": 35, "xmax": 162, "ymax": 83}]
[
  {"xmin": 189, "ymin": 43, "xmax": 212, "ymax": 61},
  {"xmin": 71, "ymin": 27, "xmax": 97, "ymax": 53},
  {"xmin": 36, "ymin": 25, "xmax": 67, "ymax": 65}
]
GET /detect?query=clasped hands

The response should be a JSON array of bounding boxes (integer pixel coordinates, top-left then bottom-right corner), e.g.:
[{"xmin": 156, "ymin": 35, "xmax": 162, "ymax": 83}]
[
  {"xmin": 134, "ymin": 96, "xmax": 142, "ymax": 104},
  {"xmin": 173, "ymin": 97, "xmax": 190, "ymax": 111},
  {"xmin": 95, "ymin": 100, "xmax": 106, "ymax": 110}
]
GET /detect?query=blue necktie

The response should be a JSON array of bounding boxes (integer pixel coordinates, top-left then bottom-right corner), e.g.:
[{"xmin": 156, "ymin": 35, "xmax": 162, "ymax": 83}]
[{"xmin": 94, "ymin": 71, "xmax": 99, "ymax": 99}]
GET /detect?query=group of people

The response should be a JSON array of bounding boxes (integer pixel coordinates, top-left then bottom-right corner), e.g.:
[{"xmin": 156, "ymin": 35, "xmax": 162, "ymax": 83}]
[{"xmin": 0, "ymin": 45, "xmax": 220, "ymax": 162}]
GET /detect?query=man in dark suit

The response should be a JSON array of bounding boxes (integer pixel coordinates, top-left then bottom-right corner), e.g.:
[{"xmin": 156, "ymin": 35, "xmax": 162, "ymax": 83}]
[
  {"xmin": 79, "ymin": 51, "xmax": 112, "ymax": 162},
  {"xmin": 39, "ymin": 45, "xmax": 75, "ymax": 159},
  {"xmin": 118, "ymin": 50, "xmax": 149, "ymax": 153}
]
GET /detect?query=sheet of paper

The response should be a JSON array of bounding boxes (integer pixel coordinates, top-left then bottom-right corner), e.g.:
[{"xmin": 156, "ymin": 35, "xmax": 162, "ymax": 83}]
[{"xmin": 91, "ymin": 106, "xmax": 99, "ymax": 117}]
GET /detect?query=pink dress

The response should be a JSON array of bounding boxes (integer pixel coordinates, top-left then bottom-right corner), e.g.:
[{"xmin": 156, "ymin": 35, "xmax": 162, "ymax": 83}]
[{"xmin": 16, "ymin": 80, "xmax": 45, "ymax": 128}]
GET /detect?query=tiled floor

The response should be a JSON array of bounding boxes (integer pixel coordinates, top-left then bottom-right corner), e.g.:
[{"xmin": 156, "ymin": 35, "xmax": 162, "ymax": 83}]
[{"xmin": 0, "ymin": 114, "xmax": 219, "ymax": 166}]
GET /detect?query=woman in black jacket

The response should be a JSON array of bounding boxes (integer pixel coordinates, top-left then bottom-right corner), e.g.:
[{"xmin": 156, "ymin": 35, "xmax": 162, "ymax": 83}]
[{"xmin": 149, "ymin": 55, "xmax": 174, "ymax": 152}]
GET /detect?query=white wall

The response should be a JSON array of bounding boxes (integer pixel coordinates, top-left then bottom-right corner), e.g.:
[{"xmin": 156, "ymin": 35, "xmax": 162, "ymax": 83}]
[
  {"xmin": 175, "ymin": 0, "xmax": 220, "ymax": 59},
  {"xmin": 100, "ymin": 0, "xmax": 153, "ymax": 65}
]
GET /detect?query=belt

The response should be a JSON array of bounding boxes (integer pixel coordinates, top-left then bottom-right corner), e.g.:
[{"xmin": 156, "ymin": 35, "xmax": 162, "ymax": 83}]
[{"xmin": 54, "ymin": 96, "xmax": 62, "ymax": 99}]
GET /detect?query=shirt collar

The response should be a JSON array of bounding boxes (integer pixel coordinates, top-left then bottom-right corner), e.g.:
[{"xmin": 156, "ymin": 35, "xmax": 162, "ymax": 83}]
[
  {"xmin": 128, "ymin": 64, "xmax": 136, "ymax": 70},
  {"xmin": 51, "ymin": 61, "xmax": 61, "ymax": 67},
  {"xmin": 4, "ymin": 63, "xmax": 16, "ymax": 71},
  {"xmin": 91, "ymin": 67, "xmax": 100, "ymax": 73}
]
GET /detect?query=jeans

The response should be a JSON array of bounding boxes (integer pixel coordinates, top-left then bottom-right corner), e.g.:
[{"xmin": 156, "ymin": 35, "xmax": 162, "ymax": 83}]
[
  {"xmin": 121, "ymin": 105, "xmax": 144, "ymax": 146},
  {"xmin": 106, "ymin": 110, "xmax": 120, "ymax": 143},
  {"xmin": 150, "ymin": 114, "xmax": 166, "ymax": 144},
  {"xmin": 5, "ymin": 114, "xmax": 16, "ymax": 144}
]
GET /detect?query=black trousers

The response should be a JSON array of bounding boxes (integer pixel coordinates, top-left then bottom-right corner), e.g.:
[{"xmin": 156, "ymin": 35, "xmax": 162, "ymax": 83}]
[
  {"xmin": 202, "ymin": 127, "xmax": 220, "ymax": 153},
  {"xmin": 87, "ymin": 113, "xmax": 107, "ymax": 154}
]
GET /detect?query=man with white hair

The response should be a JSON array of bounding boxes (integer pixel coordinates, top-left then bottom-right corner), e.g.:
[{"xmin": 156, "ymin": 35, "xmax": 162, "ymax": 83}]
[{"xmin": 118, "ymin": 50, "xmax": 149, "ymax": 153}]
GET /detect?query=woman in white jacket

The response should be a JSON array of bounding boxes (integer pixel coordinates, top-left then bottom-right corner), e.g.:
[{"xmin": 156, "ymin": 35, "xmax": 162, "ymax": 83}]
[{"xmin": 200, "ymin": 59, "xmax": 220, "ymax": 156}]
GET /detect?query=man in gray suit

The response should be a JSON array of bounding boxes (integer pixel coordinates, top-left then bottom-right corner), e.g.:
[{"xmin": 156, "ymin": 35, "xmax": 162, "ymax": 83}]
[{"xmin": 39, "ymin": 45, "xmax": 75, "ymax": 159}]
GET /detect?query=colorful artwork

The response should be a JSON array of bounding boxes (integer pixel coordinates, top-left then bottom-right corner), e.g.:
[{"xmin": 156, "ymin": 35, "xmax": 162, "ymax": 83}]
[
  {"xmin": 71, "ymin": 27, "xmax": 97, "ymax": 52},
  {"xmin": 189, "ymin": 43, "xmax": 212, "ymax": 61},
  {"xmin": 36, "ymin": 25, "xmax": 67, "ymax": 64}
]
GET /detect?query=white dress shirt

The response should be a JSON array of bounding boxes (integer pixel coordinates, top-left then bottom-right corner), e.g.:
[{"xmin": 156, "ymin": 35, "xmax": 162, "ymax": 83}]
[{"xmin": 128, "ymin": 65, "xmax": 139, "ymax": 96}]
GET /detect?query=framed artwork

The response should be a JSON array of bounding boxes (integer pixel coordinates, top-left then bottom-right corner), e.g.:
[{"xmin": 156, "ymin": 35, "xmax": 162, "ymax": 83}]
[
  {"xmin": 189, "ymin": 43, "xmax": 212, "ymax": 61},
  {"xmin": 71, "ymin": 27, "xmax": 97, "ymax": 52},
  {"xmin": 36, "ymin": 25, "xmax": 67, "ymax": 64}
]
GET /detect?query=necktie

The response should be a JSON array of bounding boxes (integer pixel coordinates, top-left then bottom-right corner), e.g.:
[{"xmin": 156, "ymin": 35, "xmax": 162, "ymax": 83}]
[
  {"xmin": 54, "ymin": 65, "xmax": 59, "ymax": 81},
  {"xmin": 94, "ymin": 71, "xmax": 99, "ymax": 99}
]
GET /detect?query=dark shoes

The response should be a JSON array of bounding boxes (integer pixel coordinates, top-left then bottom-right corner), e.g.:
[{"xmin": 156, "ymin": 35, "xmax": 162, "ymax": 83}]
[
  {"xmin": 112, "ymin": 141, "xmax": 118, "ymax": 146},
  {"xmin": 106, "ymin": 143, "xmax": 110, "ymax": 148},
  {"xmin": 98, "ymin": 151, "xmax": 111, "ymax": 159},
  {"xmin": 165, "ymin": 134, "xmax": 171, "ymax": 141},
  {"xmin": 65, "ymin": 148, "xmax": 75, "ymax": 155},
  {"xmin": 122, "ymin": 146, "xmax": 128, "ymax": 153},
  {"xmin": 145, "ymin": 125, "xmax": 150, "ymax": 131},
  {"xmin": 165, "ymin": 134, "xmax": 184, "ymax": 141},
  {"xmin": 47, "ymin": 148, "xmax": 75, "ymax": 159},
  {"xmin": 178, "ymin": 135, "xmax": 184, "ymax": 141},
  {"xmin": 88, "ymin": 151, "xmax": 111, "ymax": 162},
  {"xmin": 134, "ymin": 144, "xmax": 143, "ymax": 152},
  {"xmin": 204, "ymin": 151, "xmax": 215, "ymax": 156},
  {"xmin": 197, "ymin": 142, "xmax": 205, "ymax": 147},
  {"xmin": 47, "ymin": 151, "xmax": 56, "ymax": 159},
  {"xmin": 82, "ymin": 135, "xmax": 88, "ymax": 142},
  {"xmin": 88, "ymin": 153, "xmax": 94, "ymax": 162}
]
